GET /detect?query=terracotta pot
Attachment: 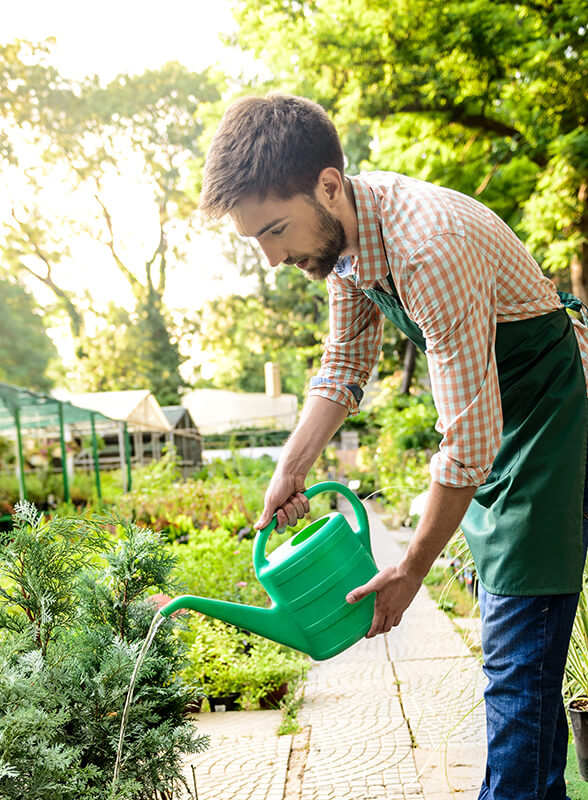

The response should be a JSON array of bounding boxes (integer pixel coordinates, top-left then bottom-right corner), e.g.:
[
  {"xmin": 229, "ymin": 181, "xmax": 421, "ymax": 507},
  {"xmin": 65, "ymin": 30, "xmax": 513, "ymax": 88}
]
[{"xmin": 569, "ymin": 701, "xmax": 588, "ymax": 781}]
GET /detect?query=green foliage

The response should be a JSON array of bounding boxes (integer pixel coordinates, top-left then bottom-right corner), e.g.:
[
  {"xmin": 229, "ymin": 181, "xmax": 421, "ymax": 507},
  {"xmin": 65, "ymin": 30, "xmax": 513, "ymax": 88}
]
[
  {"xmin": 180, "ymin": 617, "xmax": 308, "ymax": 708},
  {"xmin": 352, "ymin": 385, "xmax": 440, "ymax": 519},
  {"xmin": 277, "ymin": 673, "xmax": 307, "ymax": 734},
  {"xmin": 0, "ymin": 467, "xmax": 124, "ymax": 513},
  {"xmin": 423, "ymin": 563, "xmax": 478, "ymax": 619},
  {"xmin": 228, "ymin": 0, "xmax": 588, "ymax": 293},
  {"xmin": 0, "ymin": 503, "xmax": 207, "ymax": 799},
  {"xmin": 131, "ymin": 446, "xmax": 182, "ymax": 495},
  {"xmin": 0, "ymin": 504, "xmax": 109, "ymax": 654},
  {"xmin": 120, "ymin": 452, "xmax": 279, "ymax": 539},
  {"xmin": 197, "ymin": 265, "xmax": 328, "ymax": 399},
  {"xmin": 373, "ymin": 392, "xmax": 441, "ymax": 453},
  {"xmin": 172, "ymin": 525, "xmax": 268, "ymax": 607},
  {"xmin": 0, "ymin": 276, "xmax": 57, "ymax": 391},
  {"xmin": 565, "ymin": 569, "xmax": 588, "ymax": 703}
]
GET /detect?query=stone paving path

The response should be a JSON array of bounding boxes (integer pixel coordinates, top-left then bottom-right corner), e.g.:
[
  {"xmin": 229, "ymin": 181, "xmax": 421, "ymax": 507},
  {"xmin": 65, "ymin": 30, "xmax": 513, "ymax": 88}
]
[{"xmin": 182, "ymin": 501, "xmax": 487, "ymax": 800}]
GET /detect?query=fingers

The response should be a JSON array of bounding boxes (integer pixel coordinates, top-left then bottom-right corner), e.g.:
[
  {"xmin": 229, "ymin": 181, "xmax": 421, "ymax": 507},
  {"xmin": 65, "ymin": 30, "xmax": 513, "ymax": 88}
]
[
  {"xmin": 255, "ymin": 491, "xmax": 310, "ymax": 532},
  {"xmin": 345, "ymin": 572, "xmax": 384, "ymax": 604},
  {"xmin": 366, "ymin": 611, "xmax": 402, "ymax": 638},
  {"xmin": 275, "ymin": 492, "xmax": 309, "ymax": 532},
  {"xmin": 347, "ymin": 566, "xmax": 413, "ymax": 638}
]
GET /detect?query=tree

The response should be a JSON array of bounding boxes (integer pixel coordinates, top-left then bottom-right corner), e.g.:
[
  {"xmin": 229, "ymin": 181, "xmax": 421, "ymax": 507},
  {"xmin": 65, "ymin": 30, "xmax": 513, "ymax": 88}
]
[
  {"xmin": 69, "ymin": 299, "xmax": 186, "ymax": 405},
  {"xmin": 229, "ymin": 0, "xmax": 587, "ymax": 296},
  {"xmin": 1, "ymin": 43, "xmax": 220, "ymax": 399},
  {"xmin": 0, "ymin": 276, "xmax": 57, "ymax": 391},
  {"xmin": 197, "ymin": 265, "xmax": 329, "ymax": 399},
  {"xmin": 0, "ymin": 503, "xmax": 207, "ymax": 798}
]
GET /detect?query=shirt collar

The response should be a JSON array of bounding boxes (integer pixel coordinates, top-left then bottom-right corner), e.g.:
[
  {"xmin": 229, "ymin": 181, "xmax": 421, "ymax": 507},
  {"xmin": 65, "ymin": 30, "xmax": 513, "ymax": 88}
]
[{"xmin": 345, "ymin": 174, "xmax": 390, "ymax": 288}]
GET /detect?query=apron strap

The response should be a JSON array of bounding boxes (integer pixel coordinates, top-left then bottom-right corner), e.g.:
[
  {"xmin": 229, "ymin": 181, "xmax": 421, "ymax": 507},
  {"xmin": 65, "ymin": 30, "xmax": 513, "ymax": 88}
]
[{"xmin": 558, "ymin": 291, "xmax": 588, "ymax": 326}]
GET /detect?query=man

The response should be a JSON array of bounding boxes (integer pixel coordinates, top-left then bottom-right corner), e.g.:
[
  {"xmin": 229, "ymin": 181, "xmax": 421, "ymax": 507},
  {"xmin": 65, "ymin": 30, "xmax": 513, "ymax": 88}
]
[{"xmin": 200, "ymin": 93, "xmax": 588, "ymax": 800}]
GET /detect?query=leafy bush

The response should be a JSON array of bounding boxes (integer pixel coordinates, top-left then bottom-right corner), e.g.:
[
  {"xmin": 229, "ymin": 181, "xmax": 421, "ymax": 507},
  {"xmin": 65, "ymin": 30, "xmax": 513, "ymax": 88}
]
[
  {"xmin": 118, "ymin": 453, "xmax": 276, "ymax": 540},
  {"xmin": 565, "ymin": 568, "xmax": 588, "ymax": 706},
  {"xmin": 180, "ymin": 617, "xmax": 308, "ymax": 709},
  {"xmin": 354, "ymin": 389, "xmax": 441, "ymax": 521},
  {"xmin": 0, "ymin": 503, "xmax": 207, "ymax": 799},
  {"xmin": 171, "ymin": 525, "xmax": 269, "ymax": 607}
]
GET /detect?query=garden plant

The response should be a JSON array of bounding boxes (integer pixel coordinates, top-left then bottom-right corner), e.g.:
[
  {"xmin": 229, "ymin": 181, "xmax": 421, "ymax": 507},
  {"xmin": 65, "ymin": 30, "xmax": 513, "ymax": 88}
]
[{"xmin": 0, "ymin": 502, "xmax": 207, "ymax": 800}]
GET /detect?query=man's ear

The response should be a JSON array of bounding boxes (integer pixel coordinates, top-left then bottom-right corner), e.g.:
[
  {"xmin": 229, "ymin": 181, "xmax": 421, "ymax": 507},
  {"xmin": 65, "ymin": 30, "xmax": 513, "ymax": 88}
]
[{"xmin": 316, "ymin": 167, "xmax": 345, "ymax": 206}]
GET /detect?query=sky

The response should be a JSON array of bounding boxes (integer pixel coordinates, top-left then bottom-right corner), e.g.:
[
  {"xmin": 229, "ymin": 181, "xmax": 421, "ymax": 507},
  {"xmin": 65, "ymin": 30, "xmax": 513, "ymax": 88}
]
[
  {"xmin": 2, "ymin": 0, "xmax": 259, "ymax": 366},
  {"xmin": 2, "ymin": 0, "xmax": 240, "ymax": 82}
]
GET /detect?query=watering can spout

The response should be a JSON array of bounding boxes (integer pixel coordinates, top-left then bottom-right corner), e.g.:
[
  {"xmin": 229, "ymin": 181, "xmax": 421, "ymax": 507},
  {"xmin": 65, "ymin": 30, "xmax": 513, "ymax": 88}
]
[{"xmin": 158, "ymin": 595, "xmax": 307, "ymax": 653}]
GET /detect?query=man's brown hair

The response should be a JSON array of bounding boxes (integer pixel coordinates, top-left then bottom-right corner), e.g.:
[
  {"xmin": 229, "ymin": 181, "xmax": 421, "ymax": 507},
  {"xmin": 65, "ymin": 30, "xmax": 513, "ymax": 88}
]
[{"xmin": 199, "ymin": 93, "xmax": 345, "ymax": 219}]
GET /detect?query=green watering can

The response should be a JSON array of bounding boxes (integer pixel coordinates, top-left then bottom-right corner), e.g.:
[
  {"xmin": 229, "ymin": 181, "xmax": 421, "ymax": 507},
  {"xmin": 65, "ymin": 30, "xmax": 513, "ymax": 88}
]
[{"xmin": 159, "ymin": 481, "xmax": 378, "ymax": 661}]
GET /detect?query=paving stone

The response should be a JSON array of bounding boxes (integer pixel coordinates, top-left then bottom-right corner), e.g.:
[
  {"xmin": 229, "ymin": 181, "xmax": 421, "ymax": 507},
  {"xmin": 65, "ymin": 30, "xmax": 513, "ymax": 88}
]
[{"xmin": 395, "ymin": 657, "xmax": 486, "ymax": 749}]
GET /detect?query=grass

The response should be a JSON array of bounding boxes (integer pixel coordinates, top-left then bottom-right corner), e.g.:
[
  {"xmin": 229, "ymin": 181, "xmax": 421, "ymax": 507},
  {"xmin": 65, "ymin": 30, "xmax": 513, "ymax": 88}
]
[
  {"xmin": 423, "ymin": 564, "xmax": 479, "ymax": 620},
  {"xmin": 567, "ymin": 740, "xmax": 588, "ymax": 798},
  {"xmin": 278, "ymin": 674, "xmax": 306, "ymax": 735}
]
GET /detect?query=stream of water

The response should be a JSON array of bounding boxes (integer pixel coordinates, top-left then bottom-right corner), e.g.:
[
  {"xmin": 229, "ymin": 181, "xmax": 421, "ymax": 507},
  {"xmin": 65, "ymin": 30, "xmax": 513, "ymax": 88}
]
[{"xmin": 110, "ymin": 611, "xmax": 166, "ymax": 797}]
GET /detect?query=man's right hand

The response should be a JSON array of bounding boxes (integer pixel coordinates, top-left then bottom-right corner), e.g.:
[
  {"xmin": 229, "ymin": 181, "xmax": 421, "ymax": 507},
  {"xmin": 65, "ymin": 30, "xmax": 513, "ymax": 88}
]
[{"xmin": 254, "ymin": 471, "xmax": 310, "ymax": 532}]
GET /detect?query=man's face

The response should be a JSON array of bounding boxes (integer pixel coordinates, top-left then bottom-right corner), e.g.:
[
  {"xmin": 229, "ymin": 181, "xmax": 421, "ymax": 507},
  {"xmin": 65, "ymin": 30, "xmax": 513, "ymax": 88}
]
[{"xmin": 230, "ymin": 192, "xmax": 347, "ymax": 281}]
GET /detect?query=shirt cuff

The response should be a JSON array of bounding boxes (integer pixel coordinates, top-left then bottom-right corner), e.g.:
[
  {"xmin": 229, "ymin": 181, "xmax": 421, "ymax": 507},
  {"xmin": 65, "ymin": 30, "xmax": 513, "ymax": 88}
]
[
  {"xmin": 429, "ymin": 451, "xmax": 490, "ymax": 488},
  {"xmin": 308, "ymin": 377, "xmax": 363, "ymax": 415}
]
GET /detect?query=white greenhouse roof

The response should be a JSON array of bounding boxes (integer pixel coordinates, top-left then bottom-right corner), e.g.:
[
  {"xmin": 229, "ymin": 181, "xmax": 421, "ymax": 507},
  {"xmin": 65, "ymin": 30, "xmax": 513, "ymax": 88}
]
[{"xmin": 53, "ymin": 389, "xmax": 172, "ymax": 433}]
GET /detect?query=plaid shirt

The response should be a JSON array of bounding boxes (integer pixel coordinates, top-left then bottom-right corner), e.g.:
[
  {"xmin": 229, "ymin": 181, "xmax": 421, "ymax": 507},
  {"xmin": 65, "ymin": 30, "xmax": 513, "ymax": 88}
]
[{"xmin": 309, "ymin": 172, "xmax": 588, "ymax": 488}]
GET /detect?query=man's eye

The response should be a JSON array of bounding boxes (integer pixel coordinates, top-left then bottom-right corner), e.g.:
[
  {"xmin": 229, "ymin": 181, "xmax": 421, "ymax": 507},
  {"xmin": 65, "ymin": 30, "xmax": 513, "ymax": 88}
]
[{"xmin": 271, "ymin": 225, "xmax": 286, "ymax": 236}]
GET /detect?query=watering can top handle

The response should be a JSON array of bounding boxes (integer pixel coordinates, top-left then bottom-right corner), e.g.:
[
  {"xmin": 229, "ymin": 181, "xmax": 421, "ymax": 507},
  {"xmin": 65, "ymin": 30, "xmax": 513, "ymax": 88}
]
[{"xmin": 253, "ymin": 480, "xmax": 371, "ymax": 571}]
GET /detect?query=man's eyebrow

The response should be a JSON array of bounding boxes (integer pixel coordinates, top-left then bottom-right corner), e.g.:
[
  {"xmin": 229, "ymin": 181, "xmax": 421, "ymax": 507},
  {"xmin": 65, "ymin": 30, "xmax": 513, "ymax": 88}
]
[{"xmin": 255, "ymin": 217, "xmax": 288, "ymax": 237}]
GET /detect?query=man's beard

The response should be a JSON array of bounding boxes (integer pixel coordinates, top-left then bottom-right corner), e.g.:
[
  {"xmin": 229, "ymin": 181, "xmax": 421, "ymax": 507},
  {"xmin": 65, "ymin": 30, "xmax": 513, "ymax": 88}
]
[{"xmin": 291, "ymin": 197, "xmax": 347, "ymax": 281}]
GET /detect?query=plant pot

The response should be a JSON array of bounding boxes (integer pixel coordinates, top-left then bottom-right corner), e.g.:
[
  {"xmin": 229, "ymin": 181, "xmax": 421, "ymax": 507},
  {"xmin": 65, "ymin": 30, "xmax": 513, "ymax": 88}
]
[
  {"xmin": 569, "ymin": 701, "xmax": 588, "ymax": 781},
  {"xmin": 464, "ymin": 567, "xmax": 478, "ymax": 598},
  {"xmin": 259, "ymin": 682, "xmax": 289, "ymax": 709},
  {"xmin": 208, "ymin": 692, "xmax": 240, "ymax": 712},
  {"xmin": 185, "ymin": 696, "xmax": 204, "ymax": 714}
]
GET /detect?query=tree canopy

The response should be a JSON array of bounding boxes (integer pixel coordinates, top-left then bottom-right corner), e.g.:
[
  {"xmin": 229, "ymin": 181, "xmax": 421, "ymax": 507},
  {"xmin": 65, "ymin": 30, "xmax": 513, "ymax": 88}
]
[
  {"xmin": 1, "ymin": 42, "xmax": 219, "ymax": 404},
  {"xmin": 229, "ymin": 0, "xmax": 587, "ymax": 295},
  {"xmin": 0, "ymin": 276, "xmax": 57, "ymax": 391}
]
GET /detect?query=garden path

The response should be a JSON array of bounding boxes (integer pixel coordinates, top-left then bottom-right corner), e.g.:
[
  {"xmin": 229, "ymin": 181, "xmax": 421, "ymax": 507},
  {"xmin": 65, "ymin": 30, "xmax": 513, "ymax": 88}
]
[{"xmin": 181, "ymin": 501, "xmax": 487, "ymax": 800}]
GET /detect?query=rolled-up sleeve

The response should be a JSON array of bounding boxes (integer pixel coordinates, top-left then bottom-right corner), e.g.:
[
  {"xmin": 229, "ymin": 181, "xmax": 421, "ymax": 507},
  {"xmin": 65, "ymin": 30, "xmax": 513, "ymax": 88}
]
[
  {"xmin": 309, "ymin": 272, "xmax": 385, "ymax": 415},
  {"xmin": 401, "ymin": 233, "xmax": 503, "ymax": 488}
]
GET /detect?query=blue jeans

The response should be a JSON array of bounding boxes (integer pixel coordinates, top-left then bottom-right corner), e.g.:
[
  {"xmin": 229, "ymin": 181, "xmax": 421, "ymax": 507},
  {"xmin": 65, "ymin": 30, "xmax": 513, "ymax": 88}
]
[{"xmin": 478, "ymin": 458, "xmax": 588, "ymax": 800}]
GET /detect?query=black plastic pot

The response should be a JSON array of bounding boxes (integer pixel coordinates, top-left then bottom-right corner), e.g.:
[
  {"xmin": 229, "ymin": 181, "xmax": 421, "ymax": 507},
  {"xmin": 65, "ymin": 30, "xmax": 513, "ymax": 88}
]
[
  {"xmin": 208, "ymin": 692, "xmax": 240, "ymax": 712},
  {"xmin": 569, "ymin": 703, "xmax": 588, "ymax": 781}
]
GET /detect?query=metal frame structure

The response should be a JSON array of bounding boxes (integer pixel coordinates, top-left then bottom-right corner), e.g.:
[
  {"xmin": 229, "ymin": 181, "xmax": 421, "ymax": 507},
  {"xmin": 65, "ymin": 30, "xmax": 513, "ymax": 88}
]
[{"xmin": 0, "ymin": 382, "xmax": 132, "ymax": 503}]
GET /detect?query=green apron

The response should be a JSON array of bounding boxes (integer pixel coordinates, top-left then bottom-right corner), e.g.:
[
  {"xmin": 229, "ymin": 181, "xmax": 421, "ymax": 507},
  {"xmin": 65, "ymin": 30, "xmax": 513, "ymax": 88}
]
[{"xmin": 361, "ymin": 275, "xmax": 587, "ymax": 596}]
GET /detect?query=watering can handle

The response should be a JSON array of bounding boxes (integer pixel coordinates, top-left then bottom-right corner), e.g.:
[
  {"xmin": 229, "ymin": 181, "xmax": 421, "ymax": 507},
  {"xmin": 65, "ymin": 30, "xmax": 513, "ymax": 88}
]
[{"xmin": 253, "ymin": 480, "xmax": 371, "ymax": 571}]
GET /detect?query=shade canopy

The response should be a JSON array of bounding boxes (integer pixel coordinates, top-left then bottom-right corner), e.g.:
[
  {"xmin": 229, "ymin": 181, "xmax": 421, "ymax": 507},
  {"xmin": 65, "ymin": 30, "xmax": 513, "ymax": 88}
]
[
  {"xmin": 0, "ymin": 382, "xmax": 112, "ymax": 432},
  {"xmin": 54, "ymin": 390, "xmax": 172, "ymax": 433}
]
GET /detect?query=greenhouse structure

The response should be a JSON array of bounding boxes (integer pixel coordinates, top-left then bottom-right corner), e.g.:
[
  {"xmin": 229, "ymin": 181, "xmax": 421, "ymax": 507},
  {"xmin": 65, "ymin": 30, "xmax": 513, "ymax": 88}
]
[{"xmin": 0, "ymin": 381, "xmax": 132, "ymax": 505}]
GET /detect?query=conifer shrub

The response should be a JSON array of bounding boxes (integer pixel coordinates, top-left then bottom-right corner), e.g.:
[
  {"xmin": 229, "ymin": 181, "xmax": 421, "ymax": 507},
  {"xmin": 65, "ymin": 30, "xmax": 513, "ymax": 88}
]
[{"xmin": 0, "ymin": 503, "xmax": 207, "ymax": 800}]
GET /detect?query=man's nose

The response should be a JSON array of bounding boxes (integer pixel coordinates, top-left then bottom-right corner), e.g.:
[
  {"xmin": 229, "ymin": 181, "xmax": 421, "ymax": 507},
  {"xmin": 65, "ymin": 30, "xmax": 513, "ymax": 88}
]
[{"xmin": 259, "ymin": 241, "xmax": 286, "ymax": 268}]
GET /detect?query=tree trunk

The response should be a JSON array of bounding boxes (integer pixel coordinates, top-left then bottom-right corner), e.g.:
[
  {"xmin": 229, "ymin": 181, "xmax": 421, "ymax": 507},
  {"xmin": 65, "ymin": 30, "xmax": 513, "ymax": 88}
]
[
  {"xmin": 400, "ymin": 340, "xmax": 417, "ymax": 395},
  {"xmin": 570, "ymin": 183, "xmax": 588, "ymax": 306}
]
